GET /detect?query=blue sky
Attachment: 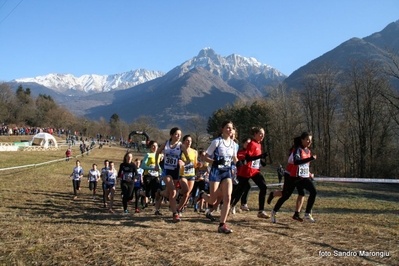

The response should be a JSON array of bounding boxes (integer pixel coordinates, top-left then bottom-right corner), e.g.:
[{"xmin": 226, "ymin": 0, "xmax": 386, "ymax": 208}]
[{"xmin": 0, "ymin": 0, "xmax": 398, "ymax": 81}]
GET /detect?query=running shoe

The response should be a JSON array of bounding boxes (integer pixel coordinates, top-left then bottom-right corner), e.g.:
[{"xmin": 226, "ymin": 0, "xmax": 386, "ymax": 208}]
[
  {"xmin": 124, "ymin": 209, "xmax": 129, "ymax": 214},
  {"xmin": 240, "ymin": 204, "xmax": 250, "ymax": 211},
  {"xmin": 135, "ymin": 208, "xmax": 140, "ymax": 213},
  {"xmin": 292, "ymin": 214, "xmax": 303, "ymax": 222},
  {"xmin": 304, "ymin": 213, "xmax": 316, "ymax": 223},
  {"xmin": 73, "ymin": 196, "xmax": 78, "ymax": 200},
  {"xmin": 200, "ymin": 209, "xmax": 206, "ymax": 213},
  {"xmin": 206, "ymin": 211, "xmax": 216, "ymax": 222},
  {"xmin": 92, "ymin": 196, "xmax": 96, "ymax": 200},
  {"xmin": 267, "ymin": 192, "xmax": 274, "ymax": 205},
  {"xmin": 218, "ymin": 224, "xmax": 233, "ymax": 234},
  {"xmin": 230, "ymin": 206, "xmax": 236, "ymax": 215},
  {"xmin": 271, "ymin": 210, "xmax": 277, "ymax": 223},
  {"xmin": 257, "ymin": 211, "xmax": 270, "ymax": 219},
  {"xmin": 154, "ymin": 210, "xmax": 162, "ymax": 215},
  {"xmin": 109, "ymin": 209, "xmax": 114, "ymax": 213},
  {"xmin": 173, "ymin": 214, "xmax": 181, "ymax": 223}
]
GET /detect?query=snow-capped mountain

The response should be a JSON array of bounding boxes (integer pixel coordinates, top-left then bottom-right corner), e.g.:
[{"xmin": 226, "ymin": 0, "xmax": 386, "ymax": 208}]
[
  {"xmin": 178, "ymin": 47, "xmax": 285, "ymax": 82},
  {"xmin": 13, "ymin": 69, "xmax": 165, "ymax": 94}
]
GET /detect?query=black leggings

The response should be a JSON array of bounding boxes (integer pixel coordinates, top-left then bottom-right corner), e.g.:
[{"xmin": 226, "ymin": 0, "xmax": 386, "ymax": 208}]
[
  {"xmin": 143, "ymin": 175, "xmax": 161, "ymax": 199},
  {"xmin": 191, "ymin": 180, "xmax": 206, "ymax": 199},
  {"xmin": 297, "ymin": 178, "xmax": 317, "ymax": 213},
  {"xmin": 72, "ymin": 180, "xmax": 81, "ymax": 196},
  {"xmin": 133, "ymin": 187, "xmax": 141, "ymax": 209},
  {"xmin": 250, "ymin": 172, "xmax": 268, "ymax": 211},
  {"xmin": 121, "ymin": 181, "xmax": 134, "ymax": 211},
  {"xmin": 231, "ymin": 176, "xmax": 251, "ymax": 207},
  {"xmin": 273, "ymin": 173, "xmax": 302, "ymax": 212}
]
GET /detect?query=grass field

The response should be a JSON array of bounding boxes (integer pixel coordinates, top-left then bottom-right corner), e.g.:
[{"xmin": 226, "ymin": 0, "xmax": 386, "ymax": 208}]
[{"xmin": 0, "ymin": 139, "xmax": 398, "ymax": 266}]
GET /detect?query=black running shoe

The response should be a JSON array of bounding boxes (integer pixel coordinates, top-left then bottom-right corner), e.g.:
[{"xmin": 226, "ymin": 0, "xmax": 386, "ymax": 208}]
[{"xmin": 206, "ymin": 211, "xmax": 216, "ymax": 222}]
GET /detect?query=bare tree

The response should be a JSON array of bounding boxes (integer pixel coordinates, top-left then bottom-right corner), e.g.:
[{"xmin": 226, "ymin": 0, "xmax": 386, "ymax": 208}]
[
  {"xmin": 267, "ymin": 84, "xmax": 305, "ymax": 165},
  {"xmin": 185, "ymin": 115, "xmax": 209, "ymax": 149},
  {"xmin": 300, "ymin": 62, "xmax": 340, "ymax": 175},
  {"xmin": 340, "ymin": 59, "xmax": 394, "ymax": 178}
]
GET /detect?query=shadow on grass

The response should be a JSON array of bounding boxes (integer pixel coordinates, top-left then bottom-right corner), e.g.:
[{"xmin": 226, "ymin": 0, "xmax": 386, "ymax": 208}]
[{"xmin": 293, "ymin": 181, "xmax": 399, "ymax": 203}]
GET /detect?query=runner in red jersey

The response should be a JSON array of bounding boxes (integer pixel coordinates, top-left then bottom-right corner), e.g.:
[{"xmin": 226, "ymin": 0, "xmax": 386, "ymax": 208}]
[
  {"xmin": 240, "ymin": 127, "xmax": 270, "ymax": 219},
  {"xmin": 230, "ymin": 137, "xmax": 252, "ymax": 212}
]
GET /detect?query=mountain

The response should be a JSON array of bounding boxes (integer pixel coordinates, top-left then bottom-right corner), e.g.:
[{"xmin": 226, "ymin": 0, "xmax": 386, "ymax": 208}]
[
  {"xmin": 13, "ymin": 69, "xmax": 165, "ymax": 95},
  {"xmin": 9, "ymin": 48, "xmax": 286, "ymax": 126},
  {"xmin": 81, "ymin": 48, "xmax": 286, "ymax": 126},
  {"xmin": 284, "ymin": 20, "xmax": 399, "ymax": 89}
]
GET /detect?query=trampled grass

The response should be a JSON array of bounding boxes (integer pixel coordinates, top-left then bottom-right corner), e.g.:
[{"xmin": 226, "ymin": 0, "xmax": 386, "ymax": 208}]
[{"xmin": 0, "ymin": 143, "xmax": 398, "ymax": 265}]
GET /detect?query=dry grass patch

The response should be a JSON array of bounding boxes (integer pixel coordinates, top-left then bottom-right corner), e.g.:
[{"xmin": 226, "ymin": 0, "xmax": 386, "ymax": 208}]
[{"xmin": 0, "ymin": 146, "xmax": 398, "ymax": 265}]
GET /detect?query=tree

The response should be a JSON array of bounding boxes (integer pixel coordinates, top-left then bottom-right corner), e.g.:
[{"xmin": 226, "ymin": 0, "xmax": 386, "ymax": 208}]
[
  {"xmin": 340, "ymin": 60, "xmax": 394, "ymax": 178},
  {"xmin": 267, "ymin": 84, "xmax": 303, "ymax": 165},
  {"xmin": 300, "ymin": 63, "xmax": 340, "ymax": 175},
  {"xmin": 185, "ymin": 115, "xmax": 209, "ymax": 149},
  {"xmin": 0, "ymin": 83, "xmax": 14, "ymax": 123}
]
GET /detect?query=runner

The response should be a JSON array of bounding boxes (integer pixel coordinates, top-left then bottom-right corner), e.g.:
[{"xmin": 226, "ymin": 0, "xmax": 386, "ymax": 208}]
[
  {"xmin": 267, "ymin": 143, "xmax": 306, "ymax": 222},
  {"xmin": 270, "ymin": 132, "xmax": 317, "ymax": 223},
  {"xmin": 101, "ymin": 160, "xmax": 110, "ymax": 208},
  {"xmin": 198, "ymin": 120, "xmax": 239, "ymax": 234},
  {"xmin": 133, "ymin": 158, "xmax": 144, "ymax": 213},
  {"xmin": 230, "ymin": 137, "xmax": 252, "ymax": 213},
  {"xmin": 191, "ymin": 148, "xmax": 209, "ymax": 212},
  {"xmin": 294, "ymin": 134, "xmax": 317, "ymax": 222},
  {"xmin": 104, "ymin": 161, "xmax": 118, "ymax": 213},
  {"xmin": 87, "ymin": 163, "xmax": 101, "ymax": 200},
  {"xmin": 177, "ymin": 135, "xmax": 201, "ymax": 216},
  {"xmin": 240, "ymin": 126, "xmax": 270, "ymax": 219},
  {"xmin": 117, "ymin": 153, "xmax": 138, "ymax": 214},
  {"xmin": 65, "ymin": 146, "xmax": 72, "ymax": 162},
  {"xmin": 140, "ymin": 141, "xmax": 163, "ymax": 215},
  {"xmin": 154, "ymin": 127, "xmax": 191, "ymax": 223},
  {"xmin": 70, "ymin": 160, "xmax": 84, "ymax": 199}
]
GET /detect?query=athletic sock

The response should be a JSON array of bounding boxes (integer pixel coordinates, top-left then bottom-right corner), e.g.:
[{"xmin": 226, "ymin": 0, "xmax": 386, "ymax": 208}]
[{"xmin": 219, "ymin": 223, "xmax": 224, "ymax": 227}]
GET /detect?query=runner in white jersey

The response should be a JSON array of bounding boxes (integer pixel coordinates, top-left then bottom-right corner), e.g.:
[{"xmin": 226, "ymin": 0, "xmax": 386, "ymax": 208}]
[
  {"xmin": 198, "ymin": 121, "xmax": 239, "ymax": 234},
  {"xmin": 154, "ymin": 127, "xmax": 191, "ymax": 223},
  {"xmin": 104, "ymin": 161, "xmax": 118, "ymax": 213},
  {"xmin": 70, "ymin": 160, "xmax": 84, "ymax": 200},
  {"xmin": 87, "ymin": 163, "xmax": 101, "ymax": 200}
]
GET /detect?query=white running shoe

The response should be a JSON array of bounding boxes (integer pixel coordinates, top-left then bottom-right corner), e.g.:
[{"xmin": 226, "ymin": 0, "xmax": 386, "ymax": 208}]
[
  {"xmin": 304, "ymin": 213, "xmax": 316, "ymax": 222},
  {"xmin": 271, "ymin": 210, "xmax": 277, "ymax": 223},
  {"xmin": 240, "ymin": 204, "xmax": 250, "ymax": 211}
]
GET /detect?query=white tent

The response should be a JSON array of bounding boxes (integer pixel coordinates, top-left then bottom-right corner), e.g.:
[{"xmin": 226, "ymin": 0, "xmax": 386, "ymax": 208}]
[{"xmin": 30, "ymin": 133, "xmax": 58, "ymax": 148}]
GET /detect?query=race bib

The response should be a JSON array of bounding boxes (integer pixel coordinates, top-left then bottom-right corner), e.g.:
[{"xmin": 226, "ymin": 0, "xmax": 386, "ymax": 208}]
[
  {"xmin": 251, "ymin": 159, "xmax": 260, "ymax": 169},
  {"xmin": 298, "ymin": 164, "xmax": 310, "ymax": 178},
  {"xmin": 183, "ymin": 163, "xmax": 195, "ymax": 175},
  {"xmin": 164, "ymin": 154, "xmax": 179, "ymax": 169},
  {"xmin": 124, "ymin": 172, "xmax": 133, "ymax": 181},
  {"xmin": 218, "ymin": 156, "xmax": 232, "ymax": 170}
]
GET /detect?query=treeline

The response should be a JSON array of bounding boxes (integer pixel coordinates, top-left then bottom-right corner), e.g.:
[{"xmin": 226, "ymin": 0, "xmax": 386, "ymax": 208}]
[
  {"xmin": 207, "ymin": 59, "xmax": 399, "ymax": 179},
  {"xmin": 0, "ymin": 84, "xmax": 170, "ymax": 142}
]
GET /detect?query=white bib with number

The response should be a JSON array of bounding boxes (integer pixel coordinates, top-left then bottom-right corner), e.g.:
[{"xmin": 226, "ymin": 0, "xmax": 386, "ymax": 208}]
[
  {"xmin": 183, "ymin": 162, "xmax": 195, "ymax": 175},
  {"xmin": 251, "ymin": 159, "xmax": 260, "ymax": 169},
  {"xmin": 298, "ymin": 164, "xmax": 310, "ymax": 178}
]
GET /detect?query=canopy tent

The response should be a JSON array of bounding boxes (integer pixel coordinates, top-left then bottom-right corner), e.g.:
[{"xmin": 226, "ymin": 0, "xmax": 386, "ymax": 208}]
[{"xmin": 29, "ymin": 133, "xmax": 58, "ymax": 148}]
